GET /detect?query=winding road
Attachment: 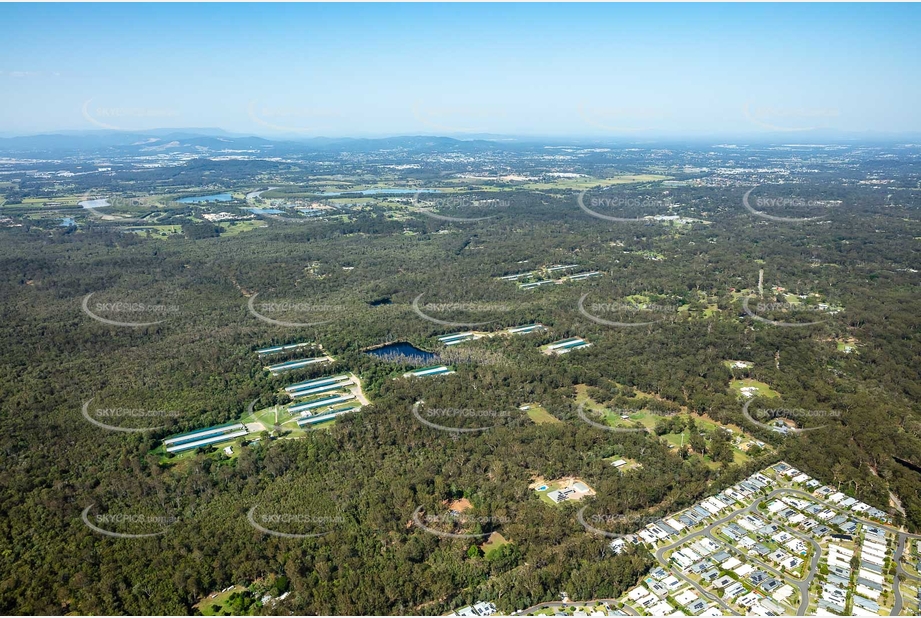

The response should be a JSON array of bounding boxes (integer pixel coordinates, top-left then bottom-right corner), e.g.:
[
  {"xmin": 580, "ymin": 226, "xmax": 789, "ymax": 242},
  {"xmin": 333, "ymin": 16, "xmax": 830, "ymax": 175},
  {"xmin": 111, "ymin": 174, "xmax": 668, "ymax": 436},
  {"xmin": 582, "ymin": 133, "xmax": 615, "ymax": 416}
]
[{"xmin": 891, "ymin": 533, "xmax": 921, "ymax": 616}]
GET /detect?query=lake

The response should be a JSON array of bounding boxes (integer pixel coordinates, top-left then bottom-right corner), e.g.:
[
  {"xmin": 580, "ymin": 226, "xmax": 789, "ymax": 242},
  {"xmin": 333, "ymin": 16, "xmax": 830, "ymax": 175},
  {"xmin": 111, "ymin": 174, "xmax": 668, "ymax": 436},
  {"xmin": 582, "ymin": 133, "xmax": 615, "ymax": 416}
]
[
  {"xmin": 60, "ymin": 217, "xmax": 76, "ymax": 227},
  {"xmin": 78, "ymin": 198, "xmax": 109, "ymax": 209},
  {"xmin": 364, "ymin": 342, "xmax": 437, "ymax": 364},
  {"xmin": 314, "ymin": 188, "xmax": 441, "ymax": 197},
  {"xmin": 245, "ymin": 208, "xmax": 284, "ymax": 215},
  {"xmin": 177, "ymin": 193, "xmax": 233, "ymax": 204}
]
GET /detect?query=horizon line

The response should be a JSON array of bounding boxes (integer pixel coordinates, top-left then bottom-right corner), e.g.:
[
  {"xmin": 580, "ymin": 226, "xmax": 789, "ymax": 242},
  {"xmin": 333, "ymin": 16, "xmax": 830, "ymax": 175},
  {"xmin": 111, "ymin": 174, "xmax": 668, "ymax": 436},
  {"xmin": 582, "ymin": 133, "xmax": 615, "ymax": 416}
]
[{"xmin": 2, "ymin": 127, "xmax": 921, "ymax": 144}]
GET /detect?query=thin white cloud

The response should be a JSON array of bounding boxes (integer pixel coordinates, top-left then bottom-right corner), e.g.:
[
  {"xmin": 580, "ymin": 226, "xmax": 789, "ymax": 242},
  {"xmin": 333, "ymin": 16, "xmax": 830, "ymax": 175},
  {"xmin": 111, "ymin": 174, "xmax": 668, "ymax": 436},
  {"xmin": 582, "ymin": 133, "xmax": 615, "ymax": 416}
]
[{"xmin": 2, "ymin": 71, "xmax": 52, "ymax": 78}]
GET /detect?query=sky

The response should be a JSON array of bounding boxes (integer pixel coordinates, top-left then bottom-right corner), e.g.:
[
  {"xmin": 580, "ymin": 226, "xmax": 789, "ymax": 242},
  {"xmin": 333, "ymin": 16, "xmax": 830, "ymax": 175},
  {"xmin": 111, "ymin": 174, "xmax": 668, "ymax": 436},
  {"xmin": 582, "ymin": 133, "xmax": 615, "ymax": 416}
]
[{"xmin": 0, "ymin": 3, "xmax": 919, "ymax": 138}]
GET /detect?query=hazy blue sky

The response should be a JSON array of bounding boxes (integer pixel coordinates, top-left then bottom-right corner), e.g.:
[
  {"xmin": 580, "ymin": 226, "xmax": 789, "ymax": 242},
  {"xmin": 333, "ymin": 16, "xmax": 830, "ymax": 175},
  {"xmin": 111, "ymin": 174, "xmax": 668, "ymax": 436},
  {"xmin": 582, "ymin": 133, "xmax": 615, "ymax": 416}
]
[{"xmin": 1, "ymin": 3, "xmax": 919, "ymax": 138}]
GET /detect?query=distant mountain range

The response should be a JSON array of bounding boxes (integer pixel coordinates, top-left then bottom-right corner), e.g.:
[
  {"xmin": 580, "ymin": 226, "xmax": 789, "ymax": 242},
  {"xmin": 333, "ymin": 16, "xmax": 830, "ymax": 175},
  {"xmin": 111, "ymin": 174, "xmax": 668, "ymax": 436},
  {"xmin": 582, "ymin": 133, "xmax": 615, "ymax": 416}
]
[
  {"xmin": 0, "ymin": 129, "xmax": 918, "ymax": 157},
  {"xmin": 0, "ymin": 131, "xmax": 517, "ymax": 156}
]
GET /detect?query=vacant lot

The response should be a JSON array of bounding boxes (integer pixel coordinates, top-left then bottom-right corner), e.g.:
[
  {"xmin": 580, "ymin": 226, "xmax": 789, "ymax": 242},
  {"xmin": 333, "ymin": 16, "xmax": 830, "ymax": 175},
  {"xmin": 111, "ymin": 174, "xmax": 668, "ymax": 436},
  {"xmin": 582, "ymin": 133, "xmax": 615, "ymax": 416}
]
[{"xmin": 522, "ymin": 404, "xmax": 560, "ymax": 425}]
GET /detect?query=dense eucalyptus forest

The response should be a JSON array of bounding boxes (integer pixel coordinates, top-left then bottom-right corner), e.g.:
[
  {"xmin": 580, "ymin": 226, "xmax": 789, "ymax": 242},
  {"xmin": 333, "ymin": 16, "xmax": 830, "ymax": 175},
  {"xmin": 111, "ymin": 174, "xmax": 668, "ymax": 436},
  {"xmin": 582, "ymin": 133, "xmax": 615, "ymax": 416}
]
[{"xmin": 1, "ymin": 176, "xmax": 920, "ymax": 615}]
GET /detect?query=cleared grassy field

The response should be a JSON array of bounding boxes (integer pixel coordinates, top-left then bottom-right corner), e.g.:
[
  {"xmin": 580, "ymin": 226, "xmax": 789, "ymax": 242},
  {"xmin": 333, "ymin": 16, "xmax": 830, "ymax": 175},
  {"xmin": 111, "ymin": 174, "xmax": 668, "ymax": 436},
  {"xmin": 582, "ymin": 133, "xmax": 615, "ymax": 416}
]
[
  {"xmin": 678, "ymin": 303, "xmax": 720, "ymax": 318},
  {"xmin": 480, "ymin": 531, "xmax": 511, "ymax": 555},
  {"xmin": 574, "ymin": 383, "xmax": 665, "ymax": 412},
  {"xmin": 220, "ymin": 220, "xmax": 267, "ymax": 236},
  {"xmin": 242, "ymin": 404, "xmax": 282, "ymax": 431},
  {"xmin": 20, "ymin": 195, "xmax": 84, "ymax": 207},
  {"xmin": 520, "ymin": 174, "xmax": 670, "ymax": 191},
  {"xmin": 623, "ymin": 293, "xmax": 651, "ymax": 303},
  {"xmin": 601, "ymin": 409, "xmax": 658, "ymax": 430},
  {"xmin": 522, "ymin": 404, "xmax": 560, "ymax": 425},
  {"xmin": 658, "ymin": 426, "xmax": 753, "ymax": 468},
  {"xmin": 837, "ymin": 340, "xmax": 858, "ymax": 353},
  {"xmin": 195, "ymin": 585, "xmax": 246, "ymax": 616},
  {"xmin": 603, "ymin": 455, "xmax": 642, "ymax": 471},
  {"xmin": 729, "ymin": 378, "xmax": 780, "ymax": 399},
  {"xmin": 327, "ymin": 197, "xmax": 375, "ymax": 205},
  {"xmin": 305, "ymin": 418, "xmax": 337, "ymax": 430},
  {"xmin": 239, "ymin": 400, "xmax": 351, "ymax": 439},
  {"xmin": 583, "ymin": 391, "xmax": 766, "ymax": 468},
  {"xmin": 123, "ymin": 225, "xmax": 182, "ymax": 236}
]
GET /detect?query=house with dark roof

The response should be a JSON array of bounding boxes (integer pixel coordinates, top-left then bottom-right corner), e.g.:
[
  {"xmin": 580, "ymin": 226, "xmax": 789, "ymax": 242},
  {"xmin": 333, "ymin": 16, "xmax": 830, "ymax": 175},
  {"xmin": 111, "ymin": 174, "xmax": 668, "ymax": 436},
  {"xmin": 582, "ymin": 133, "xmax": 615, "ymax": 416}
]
[
  {"xmin": 657, "ymin": 520, "xmax": 678, "ymax": 535},
  {"xmin": 749, "ymin": 570, "xmax": 768, "ymax": 585},
  {"xmin": 856, "ymin": 577, "xmax": 883, "ymax": 592},
  {"xmin": 686, "ymin": 599, "xmax": 707, "ymax": 615},
  {"xmin": 761, "ymin": 578, "xmax": 781, "ymax": 593},
  {"xmin": 711, "ymin": 550, "xmax": 731, "ymax": 563},
  {"xmin": 650, "ymin": 566, "xmax": 668, "ymax": 580},
  {"xmin": 689, "ymin": 560, "xmax": 711, "ymax": 575},
  {"xmin": 853, "ymin": 596, "xmax": 879, "ymax": 613}
]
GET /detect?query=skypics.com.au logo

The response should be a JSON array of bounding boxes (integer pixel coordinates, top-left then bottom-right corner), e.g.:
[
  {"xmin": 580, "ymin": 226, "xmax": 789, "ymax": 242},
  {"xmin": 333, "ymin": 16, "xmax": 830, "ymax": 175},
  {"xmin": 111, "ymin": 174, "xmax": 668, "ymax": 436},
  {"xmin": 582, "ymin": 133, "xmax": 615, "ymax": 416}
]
[
  {"xmin": 742, "ymin": 186, "xmax": 827, "ymax": 223},
  {"xmin": 577, "ymin": 508, "xmax": 662, "ymax": 539},
  {"xmin": 81, "ymin": 505, "xmax": 177, "ymax": 539},
  {"xmin": 82, "ymin": 100, "xmax": 180, "ymax": 131},
  {"xmin": 576, "ymin": 402, "xmax": 647, "ymax": 434},
  {"xmin": 411, "ymin": 505, "xmax": 510, "ymax": 540},
  {"xmin": 741, "ymin": 399, "xmax": 839, "ymax": 434},
  {"xmin": 246, "ymin": 100, "xmax": 343, "ymax": 134},
  {"xmin": 81, "ymin": 292, "xmax": 180, "ymax": 328},
  {"xmin": 740, "ymin": 295, "xmax": 827, "ymax": 328},
  {"xmin": 578, "ymin": 293, "xmax": 676, "ymax": 328},
  {"xmin": 411, "ymin": 293, "xmax": 513, "ymax": 328},
  {"xmin": 81, "ymin": 398, "xmax": 182, "ymax": 433},
  {"xmin": 411, "ymin": 192, "xmax": 507, "ymax": 223},
  {"xmin": 247, "ymin": 293, "xmax": 344, "ymax": 328},
  {"xmin": 743, "ymin": 102, "xmax": 839, "ymax": 133},
  {"xmin": 577, "ymin": 103, "xmax": 671, "ymax": 134},
  {"xmin": 577, "ymin": 191, "xmax": 674, "ymax": 223},
  {"xmin": 411, "ymin": 402, "xmax": 514, "ymax": 434},
  {"xmin": 247, "ymin": 505, "xmax": 343, "ymax": 539},
  {"xmin": 411, "ymin": 101, "xmax": 508, "ymax": 134}
]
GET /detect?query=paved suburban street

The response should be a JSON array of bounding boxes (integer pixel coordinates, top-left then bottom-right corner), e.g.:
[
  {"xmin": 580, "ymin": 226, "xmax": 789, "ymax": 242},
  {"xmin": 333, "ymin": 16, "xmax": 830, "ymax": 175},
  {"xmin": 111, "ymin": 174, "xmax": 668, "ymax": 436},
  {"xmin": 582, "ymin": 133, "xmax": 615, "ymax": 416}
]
[
  {"xmin": 654, "ymin": 490, "xmax": 820, "ymax": 615},
  {"xmin": 643, "ymin": 483, "xmax": 921, "ymax": 617},
  {"xmin": 512, "ymin": 467, "xmax": 921, "ymax": 617},
  {"xmin": 891, "ymin": 532, "xmax": 921, "ymax": 616}
]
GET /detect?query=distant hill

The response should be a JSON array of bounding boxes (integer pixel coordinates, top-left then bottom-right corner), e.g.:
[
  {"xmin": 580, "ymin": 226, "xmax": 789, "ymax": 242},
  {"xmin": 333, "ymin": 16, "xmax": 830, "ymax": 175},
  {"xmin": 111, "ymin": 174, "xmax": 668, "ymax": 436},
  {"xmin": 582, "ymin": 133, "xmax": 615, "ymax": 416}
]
[
  {"xmin": 0, "ymin": 131, "xmax": 514, "ymax": 156},
  {"xmin": 1, "ymin": 128, "xmax": 918, "ymax": 157}
]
